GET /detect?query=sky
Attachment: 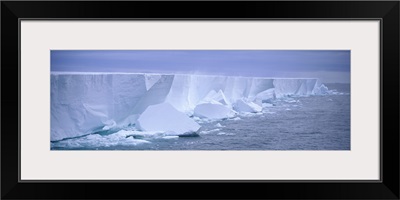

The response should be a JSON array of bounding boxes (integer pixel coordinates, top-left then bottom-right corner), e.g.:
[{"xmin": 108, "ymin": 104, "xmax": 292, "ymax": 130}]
[{"xmin": 51, "ymin": 50, "xmax": 350, "ymax": 83}]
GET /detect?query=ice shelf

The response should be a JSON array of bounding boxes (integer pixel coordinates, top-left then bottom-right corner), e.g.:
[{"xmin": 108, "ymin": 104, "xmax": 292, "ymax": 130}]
[{"xmin": 51, "ymin": 73, "xmax": 328, "ymax": 141}]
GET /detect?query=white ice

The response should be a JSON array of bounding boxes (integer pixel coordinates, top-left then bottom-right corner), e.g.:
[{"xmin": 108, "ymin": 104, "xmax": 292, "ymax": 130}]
[
  {"xmin": 50, "ymin": 130, "xmax": 151, "ymax": 149},
  {"xmin": 144, "ymin": 74, "xmax": 161, "ymax": 90},
  {"xmin": 233, "ymin": 99, "xmax": 263, "ymax": 113},
  {"xmin": 200, "ymin": 89, "xmax": 230, "ymax": 105},
  {"xmin": 136, "ymin": 102, "xmax": 201, "ymax": 135},
  {"xmin": 255, "ymin": 88, "xmax": 275, "ymax": 102},
  {"xmin": 51, "ymin": 73, "xmax": 330, "ymax": 141},
  {"xmin": 194, "ymin": 102, "xmax": 236, "ymax": 120},
  {"xmin": 215, "ymin": 123, "xmax": 225, "ymax": 127},
  {"xmin": 200, "ymin": 129, "xmax": 220, "ymax": 134}
]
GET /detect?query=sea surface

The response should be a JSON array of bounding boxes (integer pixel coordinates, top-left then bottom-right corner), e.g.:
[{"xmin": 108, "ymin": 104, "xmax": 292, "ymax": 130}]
[{"xmin": 51, "ymin": 83, "xmax": 350, "ymax": 150}]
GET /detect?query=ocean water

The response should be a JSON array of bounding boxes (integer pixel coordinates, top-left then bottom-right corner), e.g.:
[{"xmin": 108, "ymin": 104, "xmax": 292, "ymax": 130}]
[{"xmin": 51, "ymin": 83, "xmax": 350, "ymax": 150}]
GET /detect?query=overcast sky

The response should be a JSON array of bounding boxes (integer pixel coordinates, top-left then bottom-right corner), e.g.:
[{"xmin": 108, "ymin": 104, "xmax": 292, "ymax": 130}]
[{"xmin": 51, "ymin": 50, "xmax": 350, "ymax": 83}]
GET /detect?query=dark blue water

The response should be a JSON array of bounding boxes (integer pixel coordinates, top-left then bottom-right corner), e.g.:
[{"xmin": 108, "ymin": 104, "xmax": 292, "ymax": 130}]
[{"xmin": 51, "ymin": 83, "xmax": 350, "ymax": 150}]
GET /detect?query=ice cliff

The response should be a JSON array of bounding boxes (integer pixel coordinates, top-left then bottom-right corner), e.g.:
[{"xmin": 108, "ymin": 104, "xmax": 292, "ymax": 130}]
[{"xmin": 51, "ymin": 73, "xmax": 329, "ymax": 141}]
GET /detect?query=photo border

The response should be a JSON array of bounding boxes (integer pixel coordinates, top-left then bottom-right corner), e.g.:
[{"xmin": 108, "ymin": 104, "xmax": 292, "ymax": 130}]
[
  {"xmin": 22, "ymin": 19, "xmax": 376, "ymax": 182},
  {"xmin": 2, "ymin": 1, "xmax": 399, "ymax": 199}
]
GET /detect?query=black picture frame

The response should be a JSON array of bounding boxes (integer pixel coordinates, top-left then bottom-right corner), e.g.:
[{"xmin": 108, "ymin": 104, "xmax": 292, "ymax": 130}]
[{"xmin": 2, "ymin": 1, "xmax": 399, "ymax": 199}]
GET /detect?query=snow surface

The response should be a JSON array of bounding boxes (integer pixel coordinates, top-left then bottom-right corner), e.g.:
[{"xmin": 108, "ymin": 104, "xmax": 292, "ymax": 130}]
[{"xmin": 51, "ymin": 73, "xmax": 328, "ymax": 141}]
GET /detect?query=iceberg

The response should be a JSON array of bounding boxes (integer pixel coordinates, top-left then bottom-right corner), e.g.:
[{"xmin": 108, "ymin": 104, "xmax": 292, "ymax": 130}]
[
  {"xmin": 252, "ymin": 88, "xmax": 276, "ymax": 106},
  {"xmin": 51, "ymin": 72, "xmax": 329, "ymax": 141},
  {"xmin": 164, "ymin": 74, "xmax": 193, "ymax": 113},
  {"xmin": 215, "ymin": 123, "xmax": 225, "ymax": 128},
  {"xmin": 313, "ymin": 84, "xmax": 329, "ymax": 95},
  {"xmin": 194, "ymin": 102, "xmax": 236, "ymax": 120},
  {"xmin": 273, "ymin": 79, "xmax": 318, "ymax": 98},
  {"xmin": 255, "ymin": 88, "xmax": 275, "ymax": 101},
  {"xmin": 51, "ymin": 74, "xmax": 147, "ymax": 141},
  {"xmin": 131, "ymin": 75, "xmax": 174, "ymax": 114},
  {"xmin": 144, "ymin": 74, "xmax": 161, "ymax": 90},
  {"xmin": 247, "ymin": 78, "xmax": 274, "ymax": 98},
  {"xmin": 233, "ymin": 99, "xmax": 263, "ymax": 113},
  {"xmin": 200, "ymin": 89, "xmax": 230, "ymax": 105},
  {"xmin": 136, "ymin": 102, "xmax": 201, "ymax": 135}
]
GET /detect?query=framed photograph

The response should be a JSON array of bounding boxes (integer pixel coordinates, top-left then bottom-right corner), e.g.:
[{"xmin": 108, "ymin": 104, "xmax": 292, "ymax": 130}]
[{"xmin": 2, "ymin": 1, "xmax": 399, "ymax": 199}]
